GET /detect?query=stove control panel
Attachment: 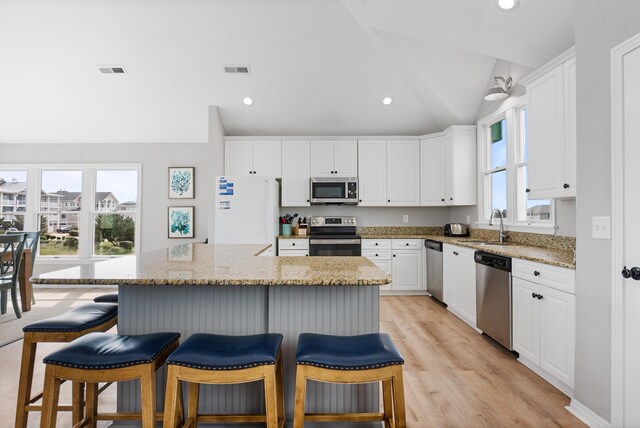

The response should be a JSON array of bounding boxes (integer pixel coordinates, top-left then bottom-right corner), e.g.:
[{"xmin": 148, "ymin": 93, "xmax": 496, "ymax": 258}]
[{"xmin": 309, "ymin": 216, "xmax": 357, "ymax": 227}]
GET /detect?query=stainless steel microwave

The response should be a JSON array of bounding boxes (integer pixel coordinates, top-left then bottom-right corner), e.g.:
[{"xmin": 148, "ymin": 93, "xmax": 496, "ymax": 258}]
[{"xmin": 310, "ymin": 177, "xmax": 358, "ymax": 204}]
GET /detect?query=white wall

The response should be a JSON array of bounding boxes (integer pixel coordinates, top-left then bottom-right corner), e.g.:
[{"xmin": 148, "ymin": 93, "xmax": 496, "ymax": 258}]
[{"xmin": 573, "ymin": 1, "xmax": 640, "ymax": 422}]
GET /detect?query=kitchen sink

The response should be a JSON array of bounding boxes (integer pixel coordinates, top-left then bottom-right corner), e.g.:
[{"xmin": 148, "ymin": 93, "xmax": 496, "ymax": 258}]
[{"xmin": 462, "ymin": 241, "xmax": 516, "ymax": 247}]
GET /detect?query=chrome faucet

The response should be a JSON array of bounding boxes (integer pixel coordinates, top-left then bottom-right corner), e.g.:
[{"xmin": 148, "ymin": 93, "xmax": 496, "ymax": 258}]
[{"xmin": 489, "ymin": 209, "xmax": 507, "ymax": 243}]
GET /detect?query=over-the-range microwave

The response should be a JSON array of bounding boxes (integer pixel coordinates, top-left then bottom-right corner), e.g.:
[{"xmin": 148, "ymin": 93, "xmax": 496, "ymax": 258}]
[{"xmin": 310, "ymin": 177, "xmax": 358, "ymax": 205}]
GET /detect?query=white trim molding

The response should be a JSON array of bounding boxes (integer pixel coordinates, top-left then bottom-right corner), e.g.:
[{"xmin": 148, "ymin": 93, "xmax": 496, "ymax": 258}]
[
  {"xmin": 567, "ymin": 400, "xmax": 611, "ymax": 428},
  {"xmin": 520, "ymin": 46, "xmax": 576, "ymax": 86}
]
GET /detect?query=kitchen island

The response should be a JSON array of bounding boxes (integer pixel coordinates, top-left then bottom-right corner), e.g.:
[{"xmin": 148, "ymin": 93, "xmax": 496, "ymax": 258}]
[{"xmin": 32, "ymin": 243, "xmax": 390, "ymax": 427}]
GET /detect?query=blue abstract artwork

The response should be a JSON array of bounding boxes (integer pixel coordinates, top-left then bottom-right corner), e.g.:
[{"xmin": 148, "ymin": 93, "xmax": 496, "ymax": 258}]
[{"xmin": 168, "ymin": 206, "xmax": 194, "ymax": 238}]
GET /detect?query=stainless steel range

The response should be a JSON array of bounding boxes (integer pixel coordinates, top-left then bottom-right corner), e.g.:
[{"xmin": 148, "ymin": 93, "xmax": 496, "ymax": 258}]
[{"xmin": 309, "ymin": 216, "xmax": 361, "ymax": 256}]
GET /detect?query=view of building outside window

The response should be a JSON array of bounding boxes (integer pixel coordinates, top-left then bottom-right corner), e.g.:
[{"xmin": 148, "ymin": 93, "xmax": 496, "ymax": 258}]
[{"xmin": 0, "ymin": 170, "xmax": 27, "ymax": 231}]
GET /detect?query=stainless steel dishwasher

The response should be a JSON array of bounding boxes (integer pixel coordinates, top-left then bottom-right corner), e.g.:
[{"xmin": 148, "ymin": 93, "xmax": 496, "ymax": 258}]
[
  {"xmin": 425, "ymin": 240, "xmax": 443, "ymax": 302},
  {"xmin": 475, "ymin": 251, "xmax": 513, "ymax": 350}
]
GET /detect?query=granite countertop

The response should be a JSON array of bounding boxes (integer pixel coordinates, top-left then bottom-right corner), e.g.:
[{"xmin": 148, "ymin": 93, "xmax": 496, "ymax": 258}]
[{"xmin": 31, "ymin": 243, "xmax": 391, "ymax": 286}]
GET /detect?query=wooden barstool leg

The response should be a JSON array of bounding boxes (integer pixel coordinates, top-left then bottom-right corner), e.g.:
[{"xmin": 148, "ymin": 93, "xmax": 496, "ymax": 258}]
[
  {"xmin": 275, "ymin": 356, "xmax": 285, "ymax": 427},
  {"xmin": 382, "ymin": 379, "xmax": 393, "ymax": 428},
  {"xmin": 85, "ymin": 382, "xmax": 98, "ymax": 428},
  {"xmin": 391, "ymin": 366, "xmax": 406, "ymax": 428},
  {"xmin": 71, "ymin": 381, "xmax": 85, "ymax": 425},
  {"xmin": 15, "ymin": 336, "xmax": 37, "ymax": 428},
  {"xmin": 140, "ymin": 364, "xmax": 157, "ymax": 428},
  {"xmin": 263, "ymin": 365, "xmax": 278, "ymax": 428},
  {"xmin": 163, "ymin": 365, "xmax": 181, "ymax": 428},
  {"xmin": 40, "ymin": 365, "xmax": 61, "ymax": 428},
  {"xmin": 293, "ymin": 366, "xmax": 308, "ymax": 428},
  {"xmin": 187, "ymin": 381, "xmax": 199, "ymax": 424},
  {"xmin": 176, "ymin": 377, "xmax": 185, "ymax": 427}
]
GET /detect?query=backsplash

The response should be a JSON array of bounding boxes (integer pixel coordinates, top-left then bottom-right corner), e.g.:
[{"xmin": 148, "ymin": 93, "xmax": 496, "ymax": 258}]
[{"xmin": 358, "ymin": 226, "xmax": 443, "ymax": 236}]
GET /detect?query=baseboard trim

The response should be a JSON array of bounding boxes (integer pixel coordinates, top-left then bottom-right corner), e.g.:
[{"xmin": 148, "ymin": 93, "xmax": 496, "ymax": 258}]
[
  {"xmin": 517, "ymin": 356, "xmax": 573, "ymax": 397},
  {"xmin": 566, "ymin": 399, "xmax": 610, "ymax": 428}
]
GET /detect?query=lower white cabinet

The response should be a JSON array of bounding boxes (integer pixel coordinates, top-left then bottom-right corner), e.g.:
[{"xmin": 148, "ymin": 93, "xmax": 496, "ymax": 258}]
[
  {"xmin": 391, "ymin": 250, "xmax": 422, "ymax": 291},
  {"xmin": 277, "ymin": 238, "xmax": 309, "ymax": 256},
  {"xmin": 512, "ymin": 260, "xmax": 575, "ymax": 393},
  {"xmin": 442, "ymin": 244, "xmax": 476, "ymax": 328},
  {"xmin": 362, "ymin": 239, "xmax": 425, "ymax": 294}
]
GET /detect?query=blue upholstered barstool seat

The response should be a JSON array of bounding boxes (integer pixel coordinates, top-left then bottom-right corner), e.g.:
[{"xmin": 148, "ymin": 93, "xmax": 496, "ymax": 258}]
[
  {"xmin": 15, "ymin": 303, "xmax": 118, "ymax": 428},
  {"xmin": 294, "ymin": 333, "xmax": 407, "ymax": 428},
  {"xmin": 93, "ymin": 293, "xmax": 118, "ymax": 304},
  {"xmin": 40, "ymin": 332, "xmax": 180, "ymax": 428},
  {"xmin": 163, "ymin": 333, "xmax": 285, "ymax": 428}
]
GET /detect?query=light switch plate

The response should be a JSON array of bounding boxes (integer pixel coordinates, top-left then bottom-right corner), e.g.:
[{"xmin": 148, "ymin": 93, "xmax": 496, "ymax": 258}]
[
  {"xmin": 402, "ymin": 215, "xmax": 409, "ymax": 223},
  {"xmin": 592, "ymin": 216, "xmax": 611, "ymax": 239}
]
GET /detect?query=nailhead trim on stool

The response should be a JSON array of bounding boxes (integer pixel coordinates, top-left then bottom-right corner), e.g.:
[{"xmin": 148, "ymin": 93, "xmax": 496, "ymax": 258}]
[
  {"xmin": 294, "ymin": 333, "xmax": 407, "ymax": 428},
  {"xmin": 14, "ymin": 303, "xmax": 119, "ymax": 428},
  {"xmin": 163, "ymin": 333, "xmax": 286, "ymax": 428},
  {"xmin": 40, "ymin": 332, "xmax": 181, "ymax": 428}
]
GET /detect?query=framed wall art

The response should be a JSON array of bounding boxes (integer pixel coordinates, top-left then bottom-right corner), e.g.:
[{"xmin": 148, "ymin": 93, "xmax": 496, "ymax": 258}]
[
  {"xmin": 168, "ymin": 206, "xmax": 194, "ymax": 238},
  {"xmin": 168, "ymin": 167, "xmax": 195, "ymax": 199}
]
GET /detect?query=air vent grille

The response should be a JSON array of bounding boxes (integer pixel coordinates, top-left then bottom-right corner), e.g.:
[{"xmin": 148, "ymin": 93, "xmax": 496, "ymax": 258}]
[
  {"xmin": 98, "ymin": 66, "xmax": 127, "ymax": 74},
  {"xmin": 224, "ymin": 65, "xmax": 250, "ymax": 74}
]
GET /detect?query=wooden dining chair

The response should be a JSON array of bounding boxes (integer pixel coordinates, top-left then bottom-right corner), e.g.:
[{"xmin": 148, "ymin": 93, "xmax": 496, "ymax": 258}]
[
  {"xmin": 7, "ymin": 231, "xmax": 41, "ymax": 305},
  {"xmin": 0, "ymin": 233, "xmax": 27, "ymax": 318}
]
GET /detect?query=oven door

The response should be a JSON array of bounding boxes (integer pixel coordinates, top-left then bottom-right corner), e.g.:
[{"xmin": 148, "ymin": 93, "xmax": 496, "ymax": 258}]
[{"xmin": 309, "ymin": 238, "xmax": 362, "ymax": 256}]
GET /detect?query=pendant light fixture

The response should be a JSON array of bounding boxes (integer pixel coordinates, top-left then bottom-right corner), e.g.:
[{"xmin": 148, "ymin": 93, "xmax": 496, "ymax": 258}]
[{"xmin": 484, "ymin": 76, "xmax": 513, "ymax": 101}]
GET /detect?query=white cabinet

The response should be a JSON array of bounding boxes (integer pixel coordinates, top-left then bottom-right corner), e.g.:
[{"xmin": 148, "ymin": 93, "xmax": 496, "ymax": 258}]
[
  {"xmin": 310, "ymin": 140, "xmax": 357, "ymax": 177},
  {"xmin": 419, "ymin": 135, "xmax": 446, "ymax": 206},
  {"xmin": 525, "ymin": 52, "xmax": 576, "ymax": 199},
  {"xmin": 281, "ymin": 140, "xmax": 310, "ymax": 207},
  {"xmin": 442, "ymin": 244, "xmax": 477, "ymax": 327},
  {"xmin": 358, "ymin": 140, "xmax": 388, "ymax": 206},
  {"xmin": 277, "ymin": 238, "xmax": 309, "ymax": 256},
  {"xmin": 362, "ymin": 239, "xmax": 393, "ymax": 292},
  {"xmin": 387, "ymin": 140, "xmax": 420, "ymax": 206},
  {"xmin": 225, "ymin": 140, "xmax": 282, "ymax": 177},
  {"xmin": 443, "ymin": 126, "xmax": 477, "ymax": 206},
  {"xmin": 362, "ymin": 239, "xmax": 425, "ymax": 293},
  {"xmin": 512, "ymin": 259, "xmax": 575, "ymax": 393}
]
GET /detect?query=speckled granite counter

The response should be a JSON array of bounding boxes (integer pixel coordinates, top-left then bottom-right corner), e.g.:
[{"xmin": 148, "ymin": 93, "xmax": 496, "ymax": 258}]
[{"xmin": 31, "ymin": 243, "xmax": 390, "ymax": 286}]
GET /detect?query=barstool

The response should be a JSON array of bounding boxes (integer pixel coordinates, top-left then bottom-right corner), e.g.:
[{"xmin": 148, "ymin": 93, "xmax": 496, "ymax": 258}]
[
  {"xmin": 293, "ymin": 333, "xmax": 406, "ymax": 428},
  {"xmin": 15, "ymin": 302, "xmax": 118, "ymax": 428},
  {"xmin": 93, "ymin": 293, "xmax": 118, "ymax": 303},
  {"xmin": 163, "ymin": 333, "xmax": 285, "ymax": 428},
  {"xmin": 40, "ymin": 331, "xmax": 181, "ymax": 428}
]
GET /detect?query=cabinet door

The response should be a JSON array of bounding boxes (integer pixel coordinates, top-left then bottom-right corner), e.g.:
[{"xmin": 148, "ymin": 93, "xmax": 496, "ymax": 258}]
[
  {"xmin": 310, "ymin": 140, "xmax": 334, "ymax": 177},
  {"xmin": 333, "ymin": 140, "xmax": 358, "ymax": 177},
  {"xmin": 387, "ymin": 140, "xmax": 420, "ymax": 206},
  {"xmin": 539, "ymin": 285, "xmax": 575, "ymax": 388},
  {"xmin": 447, "ymin": 126, "xmax": 477, "ymax": 206},
  {"xmin": 281, "ymin": 140, "xmax": 310, "ymax": 207},
  {"xmin": 456, "ymin": 248, "xmax": 477, "ymax": 326},
  {"xmin": 420, "ymin": 136, "xmax": 446, "ymax": 206},
  {"xmin": 253, "ymin": 140, "xmax": 282, "ymax": 177},
  {"xmin": 512, "ymin": 277, "xmax": 540, "ymax": 364},
  {"xmin": 527, "ymin": 65, "xmax": 566, "ymax": 199},
  {"xmin": 372, "ymin": 260, "xmax": 392, "ymax": 292},
  {"xmin": 563, "ymin": 57, "xmax": 577, "ymax": 198},
  {"xmin": 442, "ymin": 244, "xmax": 459, "ymax": 310},
  {"xmin": 225, "ymin": 141, "xmax": 254, "ymax": 176},
  {"xmin": 358, "ymin": 140, "xmax": 387, "ymax": 206},
  {"xmin": 279, "ymin": 249, "xmax": 309, "ymax": 257},
  {"xmin": 391, "ymin": 250, "xmax": 422, "ymax": 291}
]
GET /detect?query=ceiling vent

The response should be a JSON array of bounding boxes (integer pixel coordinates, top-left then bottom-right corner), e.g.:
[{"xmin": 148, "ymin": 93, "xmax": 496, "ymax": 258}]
[
  {"xmin": 224, "ymin": 65, "xmax": 250, "ymax": 74},
  {"xmin": 98, "ymin": 66, "xmax": 127, "ymax": 75}
]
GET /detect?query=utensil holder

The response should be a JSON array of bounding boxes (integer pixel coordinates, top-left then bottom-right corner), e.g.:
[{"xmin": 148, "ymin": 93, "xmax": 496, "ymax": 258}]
[{"xmin": 282, "ymin": 224, "xmax": 292, "ymax": 236}]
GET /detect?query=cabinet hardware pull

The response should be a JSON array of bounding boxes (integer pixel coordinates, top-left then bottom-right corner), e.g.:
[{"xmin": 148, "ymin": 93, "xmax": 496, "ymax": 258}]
[
  {"xmin": 631, "ymin": 267, "xmax": 640, "ymax": 280},
  {"xmin": 533, "ymin": 270, "xmax": 540, "ymax": 276},
  {"xmin": 359, "ymin": 199, "xmax": 362, "ymax": 202},
  {"xmin": 441, "ymin": 198, "xmax": 445, "ymax": 202},
  {"xmin": 388, "ymin": 199, "xmax": 391, "ymax": 203},
  {"xmin": 306, "ymin": 199, "xmax": 310, "ymax": 203},
  {"xmin": 525, "ymin": 188, "xmax": 530, "ymax": 193},
  {"xmin": 537, "ymin": 294, "xmax": 544, "ymax": 300},
  {"xmin": 563, "ymin": 183, "xmax": 570, "ymax": 189},
  {"xmin": 531, "ymin": 292, "xmax": 537, "ymax": 299},
  {"xmin": 292, "ymin": 243, "xmax": 295, "ymax": 246},
  {"xmin": 375, "ymin": 243, "xmax": 378, "ymax": 246},
  {"xmin": 405, "ymin": 243, "xmax": 409, "ymax": 246},
  {"xmin": 622, "ymin": 266, "xmax": 631, "ymax": 278},
  {"xmin": 393, "ymin": 254, "xmax": 396, "ymax": 257},
  {"xmin": 453, "ymin": 251, "xmax": 459, "ymax": 256},
  {"xmin": 375, "ymin": 254, "xmax": 378, "ymax": 257},
  {"xmin": 449, "ymin": 197, "xmax": 453, "ymax": 201}
]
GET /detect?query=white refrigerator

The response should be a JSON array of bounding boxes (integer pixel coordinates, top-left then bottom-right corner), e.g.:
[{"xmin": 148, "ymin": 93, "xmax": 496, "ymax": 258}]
[{"xmin": 214, "ymin": 176, "xmax": 279, "ymax": 250}]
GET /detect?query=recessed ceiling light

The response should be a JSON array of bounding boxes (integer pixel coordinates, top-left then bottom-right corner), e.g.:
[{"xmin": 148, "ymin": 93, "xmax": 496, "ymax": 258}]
[
  {"xmin": 243, "ymin": 97, "xmax": 254, "ymax": 106},
  {"xmin": 382, "ymin": 97, "xmax": 393, "ymax": 105},
  {"xmin": 497, "ymin": 0, "xmax": 519, "ymax": 10}
]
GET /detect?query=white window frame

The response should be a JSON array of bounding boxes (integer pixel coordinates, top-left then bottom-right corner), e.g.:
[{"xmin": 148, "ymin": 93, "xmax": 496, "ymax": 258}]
[
  {"xmin": 476, "ymin": 96, "xmax": 557, "ymax": 234},
  {"xmin": 0, "ymin": 163, "xmax": 141, "ymax": 264}
]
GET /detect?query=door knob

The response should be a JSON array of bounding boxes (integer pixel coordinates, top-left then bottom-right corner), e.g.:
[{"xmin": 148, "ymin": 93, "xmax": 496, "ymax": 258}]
[{"xmin": 632, "ymin": 267, "xmax": 640, "ymax": 281}]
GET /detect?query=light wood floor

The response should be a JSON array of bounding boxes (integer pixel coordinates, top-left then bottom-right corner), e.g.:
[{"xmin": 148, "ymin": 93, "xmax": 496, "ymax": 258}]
[{"xmin": 0, "ymin": 291, "xmax": 584, "ymax": 427}]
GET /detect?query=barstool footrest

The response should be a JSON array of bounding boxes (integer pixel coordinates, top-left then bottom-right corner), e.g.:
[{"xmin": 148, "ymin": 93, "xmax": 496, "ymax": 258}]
[
  {"xmin": 95, "ymin": 411, "xmax": 164, "ymax": 421},
  {"xmin": 305, "ymin": 412, "xmax": 386, "ymax": 422},
  {"xmin": 197, "ymin": 414, "xmax": 267, "ymax": 423}
]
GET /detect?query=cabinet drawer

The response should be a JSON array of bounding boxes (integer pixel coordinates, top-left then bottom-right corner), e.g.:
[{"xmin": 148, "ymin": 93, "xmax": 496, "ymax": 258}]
[
  {"xmin": 512, "ymin": 259, "xmax": 575, "ymax": 295},
  {"xmin": 278, "ymin": 239, "xmax": 309, "ymax": 250},
  {"xmin": 362, "ymin": 250, "xmax": 392, "ymax": 260},
  {"xmin": 279, "ymin": 249, "xmax": 309, "ymax": 257},
  {"xmin": 392, "ymin": 239, "xmax": 423, "ymax": 250},
  {"xmin": 362, "ymin": 239, "xmax": 391, "ymax": 250}
]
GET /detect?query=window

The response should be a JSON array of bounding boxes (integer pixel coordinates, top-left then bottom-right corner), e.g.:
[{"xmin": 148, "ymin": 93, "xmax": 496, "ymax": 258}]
[
  {"xmin": 478, "ymin": 98, "xmax": 555, "ymax": 232},
  {"xmin": 0, "ymin": 170, "xmax": 27, "ymax": 231},
  {"xmin": 39, "ymin": 170, "xmax": 82, "ymax": 256}
]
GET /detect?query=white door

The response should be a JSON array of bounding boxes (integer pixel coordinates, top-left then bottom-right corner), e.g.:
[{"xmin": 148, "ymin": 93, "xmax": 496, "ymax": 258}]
[
  {"xmin": 281, "ymin": 140, "xmax": 310, "ymax": 207},
  {"xmin": 387, "ymin": 140, "xmax": 420, "ymax": 206},
  {"xmin": 225, "ymin": 141, "xmax": 254, "ymax": 176},
  {"xmin": 372, "ymin": 260, "xmax": 392, "ymax": 292},
  {"xmin": 358, "ymin": 140, "xmax": 387, "ymax": 206},
  {"xmin": 512, "ymin": 277, "xmax": 540, "ymax": 363},
  {"xmin": 420, "ymin": 136, "xmax": 446, "ymax": 206},
  {"xmin": 442, "ymin": 244, "xmax": 459, "ymax": 310},
  {"xmin": 391, "ymin": 251, "xmax": 421, "ymax": 291},
  {"xmin": 539, "ymin": 285, "xmax": 575, "ymax": 388},
  {"xmin": 253, "ymin": 140, "xmax": 282, "ymax": 177},
  {"xmin": 333, "ymin": 140, "xmax": 358, "ymax": 177},
  {"xmin": 613, "ymin": 34, "xmax": 640, "ymax": 427},
  {"xmin": 310, "ymin": 140, "xmax": 334, "ymax": 177},
  {"xmin": 456, "ymin": 249, "xmax": 477, "ymax": 326}
]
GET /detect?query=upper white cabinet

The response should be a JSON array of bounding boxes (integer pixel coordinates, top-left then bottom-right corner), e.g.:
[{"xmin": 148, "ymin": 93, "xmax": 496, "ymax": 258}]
[
  {"xmin": 225, "ymin": 140, "xmax": 282, "ymax": 177},
  {"xmin": 310, "ymin": 140, "xmax": 358, "ymax": 177},
  {"xmin": 358, "ymin": 140, "xmax": 388, "ymax": 206},
  {"xmin": 281, "ymin": 140, "xmax": 310, "ymax": 207},
  {"xmin": 524, "ymin": 49, "xmax": 576, "ymax": 199},
  {"xmin": 420, "ymin": 126, "xmax": 476, "ymax": 206},
  {"xmin": 387, "ymin": 140, "xmax": 420, "ymax": 206}
]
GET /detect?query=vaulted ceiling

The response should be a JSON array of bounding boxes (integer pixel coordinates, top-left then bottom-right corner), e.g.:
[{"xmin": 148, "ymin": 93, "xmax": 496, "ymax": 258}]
[{"xmin": 0, "ymin": 0, "xmax": 575, "ymax": 143}]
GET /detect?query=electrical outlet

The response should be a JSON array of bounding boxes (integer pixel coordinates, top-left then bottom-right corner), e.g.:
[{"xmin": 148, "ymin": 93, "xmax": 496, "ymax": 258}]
[
  {"xmin": 466, "ymin": 215, "xmax": 471, "ymax": 224},
  {"xmin": 592, "ymin": 216, "xmax": 611, "ymax": 239},
  {"xmin": 403, "ymin": 215, "xmax": 409, "ymax": 223}
]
